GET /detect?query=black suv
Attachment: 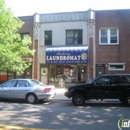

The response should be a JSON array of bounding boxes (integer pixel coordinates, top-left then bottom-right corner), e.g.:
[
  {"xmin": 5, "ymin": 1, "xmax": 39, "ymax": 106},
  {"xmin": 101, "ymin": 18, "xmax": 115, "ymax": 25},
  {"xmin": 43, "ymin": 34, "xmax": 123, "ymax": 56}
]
[{"xmin": 64, "ymin": 74, "xmax": 130, "ymax": 106}]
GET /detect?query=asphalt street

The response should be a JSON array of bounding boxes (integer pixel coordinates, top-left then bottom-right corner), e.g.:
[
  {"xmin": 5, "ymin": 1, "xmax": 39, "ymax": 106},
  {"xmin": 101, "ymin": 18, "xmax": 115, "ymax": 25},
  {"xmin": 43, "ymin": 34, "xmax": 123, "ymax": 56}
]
[{"xmin": 0, "ymin": 90, "xmax": 129, "ymax": 130}]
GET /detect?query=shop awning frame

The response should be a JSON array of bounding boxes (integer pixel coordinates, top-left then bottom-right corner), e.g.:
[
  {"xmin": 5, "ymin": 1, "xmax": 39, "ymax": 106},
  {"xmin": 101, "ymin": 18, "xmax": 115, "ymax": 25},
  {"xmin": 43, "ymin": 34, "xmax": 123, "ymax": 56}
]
[{"xmin": 46, "ymin": 46, "xmax": 89, "ymax": 64}]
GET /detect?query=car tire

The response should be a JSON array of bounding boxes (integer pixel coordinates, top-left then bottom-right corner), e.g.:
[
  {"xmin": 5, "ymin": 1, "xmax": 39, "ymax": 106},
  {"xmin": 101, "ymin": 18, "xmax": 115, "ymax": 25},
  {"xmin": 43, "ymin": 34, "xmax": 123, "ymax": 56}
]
[
  {"xmin": 26, "ymin": 93, "xmax": 37, "ymax": 104},
  {"xmin": 72, "ymin": 93, "xmax": 85, "ymax": 106},
  {"xmin": 125, "ymin": 95, "xmax": 130, "ymax": 106}
]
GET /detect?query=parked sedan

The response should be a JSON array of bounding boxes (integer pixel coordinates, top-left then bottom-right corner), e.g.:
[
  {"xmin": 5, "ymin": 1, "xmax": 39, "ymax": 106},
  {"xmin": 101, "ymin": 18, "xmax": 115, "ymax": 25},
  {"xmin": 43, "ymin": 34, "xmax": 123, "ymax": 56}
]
[{"xmin": 0, "ymin": 79, "xmax": 56, "ymax": 104}]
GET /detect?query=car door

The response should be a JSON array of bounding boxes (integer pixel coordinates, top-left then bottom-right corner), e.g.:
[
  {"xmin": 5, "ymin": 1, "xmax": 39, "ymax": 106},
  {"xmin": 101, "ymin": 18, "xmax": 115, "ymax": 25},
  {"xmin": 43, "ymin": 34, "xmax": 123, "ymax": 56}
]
[
  {"xmin": 89, "ymin": 76, "xmax": 110, "ymax": 99},
  {"xmin": 0, "ymin": 80, "xmax": 17, "ymax": 99},
  {"xmin": 109, "ymin": 75, "xmax": 123, "ymax": 98},
  {"xmin": 13, "ymin": 80, "xmax": 31, "ymax": 99},
  {"xmin": 117, "ymin": 75, "xmax": 130, "ymax": 97}
]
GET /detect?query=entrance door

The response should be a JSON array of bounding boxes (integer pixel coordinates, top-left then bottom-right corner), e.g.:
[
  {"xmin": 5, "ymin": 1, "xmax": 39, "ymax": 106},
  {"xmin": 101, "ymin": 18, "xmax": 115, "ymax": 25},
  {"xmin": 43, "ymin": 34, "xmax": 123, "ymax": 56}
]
[
  {"xmin": 78, "ymin": 67, "xmax": 86, "ymax": 83},
  {"xmin": 96, "ymin": 64, "xmax": 105, "ymax": 77},
  {"xmin": 40, "ymin": 64, "xmax": 48, "ymax": 84}
]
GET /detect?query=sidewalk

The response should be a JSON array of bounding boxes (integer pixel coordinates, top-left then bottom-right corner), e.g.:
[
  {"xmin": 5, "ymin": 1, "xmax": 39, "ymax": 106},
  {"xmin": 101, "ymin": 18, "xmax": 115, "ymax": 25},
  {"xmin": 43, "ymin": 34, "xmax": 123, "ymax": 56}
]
[
  {"xmin": 54, "ymin": 88, "xmax": 71, "ymax": 101},
  {"xmin": 49, "ymin": 83, "xmax": 73, "ymax": 101}
]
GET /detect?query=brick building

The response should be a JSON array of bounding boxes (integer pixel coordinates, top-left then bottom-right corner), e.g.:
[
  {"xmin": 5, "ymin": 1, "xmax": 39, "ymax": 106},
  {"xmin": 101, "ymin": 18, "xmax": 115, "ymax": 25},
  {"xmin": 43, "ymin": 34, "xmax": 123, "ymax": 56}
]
[
  {"xmin": 0, "ymin": 15, "xmax": 34, "ymax": 83},
  {"xmin": 1, "ymin": 9, "xmax": 130, "ymax": 84},
  {"xmin": 95, "ymin": 9, "xmax": 130, "ymax": 77},
  {"xmin": 18, "ymin": 16, "xmax": 34, "ymax": 79},
  {"xmin": 18, "ymin": 9, "xmax": 130, "ymax": 85}
]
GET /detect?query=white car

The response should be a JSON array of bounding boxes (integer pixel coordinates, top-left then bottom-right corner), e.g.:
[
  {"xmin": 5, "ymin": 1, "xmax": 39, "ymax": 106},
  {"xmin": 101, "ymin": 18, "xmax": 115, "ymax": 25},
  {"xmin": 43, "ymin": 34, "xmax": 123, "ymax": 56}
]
[{"xmin": 0, "ymin": 79, "xmax": 56, "ymax": 104}]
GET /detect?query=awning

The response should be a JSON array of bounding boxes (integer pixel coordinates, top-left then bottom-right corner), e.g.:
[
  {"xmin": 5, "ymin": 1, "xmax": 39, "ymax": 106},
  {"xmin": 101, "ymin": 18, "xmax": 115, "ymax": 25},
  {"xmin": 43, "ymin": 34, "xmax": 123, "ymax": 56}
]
[{"xmin": 46, "ymin": 46, "xmax": 89, "ymax": 64}]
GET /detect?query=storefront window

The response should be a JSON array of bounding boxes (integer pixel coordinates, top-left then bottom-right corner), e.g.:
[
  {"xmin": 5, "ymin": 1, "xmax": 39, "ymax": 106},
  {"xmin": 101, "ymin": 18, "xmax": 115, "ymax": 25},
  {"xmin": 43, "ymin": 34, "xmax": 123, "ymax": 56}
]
[
  {"xmin": 63, "ymin": 65, "xmax": 77, "ymax": 83},
  {"xmin": 56, "ymin": 65, "xmax": 62, "ymax": 76},
  {"xmin": 55, "ymin": 65, "xmax": 62, "ymax": 82},
  {"xmin": 49, "ymin": 64, "xmax": 78, "ymax": 83},
  {"xmin": 63, "ymin": 68, "xmax": 70, "ymax": 75},
  {"xmin": 49, "ymin": 65, "xmax": 55, "ymax": 82}
]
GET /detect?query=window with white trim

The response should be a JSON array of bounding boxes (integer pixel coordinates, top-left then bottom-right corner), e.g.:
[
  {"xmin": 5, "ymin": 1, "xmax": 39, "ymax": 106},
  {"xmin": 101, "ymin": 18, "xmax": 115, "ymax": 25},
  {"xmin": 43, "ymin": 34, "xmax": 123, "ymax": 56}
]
[
  {"xmin": 108, "ymin": 63, "xmax": 125, "ymax": 71},
  {"xmin": 99, "ymin": 28, "xmax": 119, "ymax": 45}
]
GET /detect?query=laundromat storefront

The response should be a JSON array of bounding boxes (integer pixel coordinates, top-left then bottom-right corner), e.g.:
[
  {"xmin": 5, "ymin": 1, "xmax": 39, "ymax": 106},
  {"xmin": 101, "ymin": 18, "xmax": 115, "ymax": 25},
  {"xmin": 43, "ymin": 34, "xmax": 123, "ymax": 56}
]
[{"xmin": 46, "ymin": 46, "xmax": 89, "ymax": 83}]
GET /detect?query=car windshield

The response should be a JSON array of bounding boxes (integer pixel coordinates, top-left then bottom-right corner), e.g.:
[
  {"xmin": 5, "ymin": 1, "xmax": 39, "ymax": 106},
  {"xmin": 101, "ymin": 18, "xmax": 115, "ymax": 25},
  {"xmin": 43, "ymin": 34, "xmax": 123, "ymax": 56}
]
[
  {"xmin": 31, "ymin": 79, "xmax": 45, "ymax": 86},
  {"xmin": 91, "ymin": 76, "xmax": 101, "ymax": 83}
]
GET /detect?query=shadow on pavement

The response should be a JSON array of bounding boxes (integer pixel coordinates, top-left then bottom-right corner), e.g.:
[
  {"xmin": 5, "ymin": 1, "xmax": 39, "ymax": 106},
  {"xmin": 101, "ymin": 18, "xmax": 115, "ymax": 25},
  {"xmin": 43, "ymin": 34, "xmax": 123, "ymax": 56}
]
[
  {"xmin": 0, "ymin": 98, "xmax": 129, "ymax": 108},
  {"xmin": 0, "ymin": 99, "xmax": 51, "ymax": 104}
]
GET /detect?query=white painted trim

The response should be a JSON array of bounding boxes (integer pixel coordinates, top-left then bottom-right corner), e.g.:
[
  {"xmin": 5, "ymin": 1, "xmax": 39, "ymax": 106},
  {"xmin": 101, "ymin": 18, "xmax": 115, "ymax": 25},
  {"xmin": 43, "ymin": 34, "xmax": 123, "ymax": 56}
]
[
  {"xmin": 108, "ymin": 63, "xmax": 125, "ymax": 71},
  {"xmin": 99, "ymin": 28, "xmax": 119, "ymax": 45}
]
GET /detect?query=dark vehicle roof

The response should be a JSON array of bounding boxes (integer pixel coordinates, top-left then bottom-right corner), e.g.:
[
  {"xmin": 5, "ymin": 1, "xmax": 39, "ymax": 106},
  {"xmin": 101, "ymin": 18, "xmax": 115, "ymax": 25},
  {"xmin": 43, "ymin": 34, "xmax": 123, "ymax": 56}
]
[
  {"xmin": 92, "ymin": 74, "xmax": 130, "ymax": 82},
  {"xmin": 96, "ymin": 74, "xmax": 130, "ymax": 79},
  {"xmin": 100, "ymin": 74, "xmax": 130, "ymax": 76}
]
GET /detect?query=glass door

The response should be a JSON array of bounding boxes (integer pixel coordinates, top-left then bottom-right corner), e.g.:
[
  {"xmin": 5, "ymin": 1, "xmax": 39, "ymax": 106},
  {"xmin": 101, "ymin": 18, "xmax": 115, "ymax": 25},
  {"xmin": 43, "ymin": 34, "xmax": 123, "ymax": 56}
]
[
  {"xmin": 78, "ymin": 67, "xmax": 86, "ymax": 83},
  {"xmin": 96, "ymin": 64, "xmax": 105, "ymax": 77}
]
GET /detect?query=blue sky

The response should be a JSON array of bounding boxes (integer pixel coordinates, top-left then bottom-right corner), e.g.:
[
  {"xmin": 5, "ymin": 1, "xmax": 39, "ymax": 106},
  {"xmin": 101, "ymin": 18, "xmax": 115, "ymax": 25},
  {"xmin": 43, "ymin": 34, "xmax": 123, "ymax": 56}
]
[{"xmin": 5, "ymin": 0, "xmax": 130, "ymax": 16}]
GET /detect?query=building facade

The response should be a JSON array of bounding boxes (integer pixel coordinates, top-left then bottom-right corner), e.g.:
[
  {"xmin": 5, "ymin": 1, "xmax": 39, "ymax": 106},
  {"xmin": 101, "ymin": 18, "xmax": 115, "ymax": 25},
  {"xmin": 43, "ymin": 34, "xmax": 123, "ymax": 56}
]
[
  {"xmin": 95, "ymin": 9, "xmax": 130, "ymax": 77},
  {"xmin": 24, "ymin": 9, "xmax": 130, "ymax": 85},
  {"xmin": 33, "ymin": 10, "xmax": 95, "ymax": 85},
  {"xmin": 1, "ymin": 9, "xmax": 130, "ymax": 85},
  {"xmin": 18, "ymin": 16, "xmax": 34, "ymax": 79}
]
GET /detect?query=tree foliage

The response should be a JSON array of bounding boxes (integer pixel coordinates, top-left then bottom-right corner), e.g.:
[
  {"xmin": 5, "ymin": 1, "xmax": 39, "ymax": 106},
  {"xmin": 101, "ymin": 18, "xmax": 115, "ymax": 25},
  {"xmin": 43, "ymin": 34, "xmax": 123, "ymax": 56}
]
[{"xmin": 0, "ymin": 0, "xmax": 34, "ymax": 74}]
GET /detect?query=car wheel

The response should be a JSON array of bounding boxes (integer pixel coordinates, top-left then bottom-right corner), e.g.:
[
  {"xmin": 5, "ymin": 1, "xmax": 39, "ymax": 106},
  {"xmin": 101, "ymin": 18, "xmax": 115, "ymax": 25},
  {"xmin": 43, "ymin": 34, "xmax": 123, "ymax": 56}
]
[
  {"xmin": 72, "ymin": 93, "xmax": 85, "ymax": 106},
  {"xmin": 27, "ymin": 93, "xmax": 37, "ymax": 104},
  {"xmin": 125, "ymin": 95, "xmax": 130, "ymax": 106}
]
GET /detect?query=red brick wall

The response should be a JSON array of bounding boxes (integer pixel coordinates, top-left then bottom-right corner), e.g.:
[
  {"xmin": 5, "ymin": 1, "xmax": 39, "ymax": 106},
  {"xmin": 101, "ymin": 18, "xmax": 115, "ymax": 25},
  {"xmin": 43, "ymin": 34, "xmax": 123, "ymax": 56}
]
[
  {"xmin": 18, "ymin": 16, "xmax": 33, "ymax": 50},
  {"xmin": 95, "ymin": 9, "xmax": 130, "ymax": 74},
  {"xmin": 34, "ymin": 39, "xmax": 38, "ymax": 80},
  {"xmin": 18, "ymin": 16, "xmax": 36, "ymax": 78}
]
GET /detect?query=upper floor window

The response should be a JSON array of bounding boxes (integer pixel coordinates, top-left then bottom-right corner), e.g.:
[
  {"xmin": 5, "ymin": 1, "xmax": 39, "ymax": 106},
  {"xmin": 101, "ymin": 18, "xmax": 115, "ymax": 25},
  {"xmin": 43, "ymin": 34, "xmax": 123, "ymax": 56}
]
[
  {"xmin": 99, "ymin": 28, "xmax": 119, "ymax": 45},
  {"xmin": 66, "ymin": 30, "xmax": 82, "ymax": 45},
  {"xmin": 21, "ymin": 33, "xmax": 30, "ymax": 39},
  {"xmin": 45, "ymin": 31, "xmax": 52, "ymax": 45}
]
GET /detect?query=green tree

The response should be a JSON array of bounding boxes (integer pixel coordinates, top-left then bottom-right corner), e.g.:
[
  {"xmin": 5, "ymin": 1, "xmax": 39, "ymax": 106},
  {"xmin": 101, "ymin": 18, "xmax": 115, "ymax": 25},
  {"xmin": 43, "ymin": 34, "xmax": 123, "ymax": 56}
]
[{"xmin": 0, "ymin": 0, "xmax": 34, "ymax": 74}]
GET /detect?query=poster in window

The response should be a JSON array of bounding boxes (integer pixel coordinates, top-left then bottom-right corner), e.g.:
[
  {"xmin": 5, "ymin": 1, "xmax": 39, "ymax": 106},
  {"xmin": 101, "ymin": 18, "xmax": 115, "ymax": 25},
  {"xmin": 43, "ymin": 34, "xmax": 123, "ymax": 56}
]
[{"xmin": 64, "ymin": 68, "xmax": 69, "ymax": 75}]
